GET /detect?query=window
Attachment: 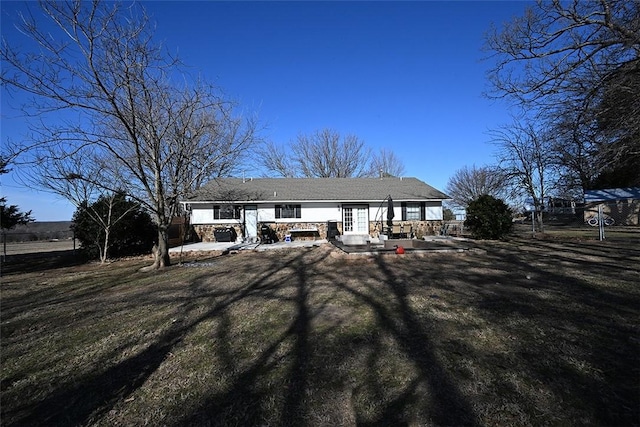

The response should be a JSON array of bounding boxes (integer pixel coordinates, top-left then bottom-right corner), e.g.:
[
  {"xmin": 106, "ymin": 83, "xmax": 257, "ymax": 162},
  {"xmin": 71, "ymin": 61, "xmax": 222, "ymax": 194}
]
[
  {"xmin": 214, "ymin": 205, "xmax": 241, "ymax": 220},
  {"xmin": 405, "ymin": 203, "xmax": 421, "ymax": 220},
  {"xmin": 402, "ymin": 202, "xmax": 426, "ymax": 220},
  {"xmin": 344, "ymin": 207, "xmax": 353, "ymax": 232},
  {"xmin": 275, "ymin": 204, "xmax": 301, "ymax": 219}
]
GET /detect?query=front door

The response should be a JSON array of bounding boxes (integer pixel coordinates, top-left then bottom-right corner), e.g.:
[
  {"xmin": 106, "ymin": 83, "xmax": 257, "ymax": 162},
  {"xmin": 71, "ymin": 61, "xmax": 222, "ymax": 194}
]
[
  {"xmin": 244, "ymin": 205, "xmax": 258, "ymax": 242},
  {"xmin": 343, "ymin": 205, "xmax": 369, "ymax": 234}
]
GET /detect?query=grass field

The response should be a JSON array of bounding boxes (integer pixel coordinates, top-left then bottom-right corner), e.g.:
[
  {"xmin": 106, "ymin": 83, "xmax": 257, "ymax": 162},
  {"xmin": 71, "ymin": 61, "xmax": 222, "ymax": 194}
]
[
  {"xmin": 1, "ymin": 230, "xmax": 639, "ymax": 426},
  {"xmin": 1, "ymin": 239, "xmax": 76, "ymax": 256}
]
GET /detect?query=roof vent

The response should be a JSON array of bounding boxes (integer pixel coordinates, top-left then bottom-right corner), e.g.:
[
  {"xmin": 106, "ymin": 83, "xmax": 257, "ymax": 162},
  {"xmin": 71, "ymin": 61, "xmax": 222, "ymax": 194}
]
[{"xmin": 274, "ymin": 191, "xmax": 277, "ymax": 197}]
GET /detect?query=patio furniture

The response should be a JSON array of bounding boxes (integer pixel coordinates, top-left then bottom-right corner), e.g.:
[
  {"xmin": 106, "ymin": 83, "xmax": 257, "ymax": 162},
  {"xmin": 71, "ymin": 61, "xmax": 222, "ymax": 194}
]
[{"xmin": 259, "ymin": 225, "xmax": 277, "ymax": 244}]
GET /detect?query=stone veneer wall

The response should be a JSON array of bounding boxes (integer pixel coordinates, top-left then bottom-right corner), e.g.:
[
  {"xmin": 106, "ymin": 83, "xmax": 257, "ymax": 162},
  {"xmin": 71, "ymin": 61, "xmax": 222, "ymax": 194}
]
[
  {"xmin": 193, "ymin": 222, "xmax": 339, "ymax": 242},
  {"xmin": 271, "ymin": 222, "xmax": 330, "ymax": 241},
  {"xmin": 410, "ymin": 221, "xmax": 444, "ymax": 238},
  {"xmin": 193, "ymin": 224, "xmax": 242, "ymax": 242},
  {"xmin": 194, "ymin": 220, "xmax": 443, "ymax": 243},
  {"xmin": 371, "ymin": 221, "xmax": 443, "ymax": 238}
]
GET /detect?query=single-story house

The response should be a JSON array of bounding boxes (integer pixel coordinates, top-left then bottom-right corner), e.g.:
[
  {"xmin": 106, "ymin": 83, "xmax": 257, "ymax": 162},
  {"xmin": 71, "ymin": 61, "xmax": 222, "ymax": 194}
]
[
  {"xmin": 181, "ymin": 177, "xmax": 450, "ymax": 242},
  {"xmin": 583, "ymin": 187, "xmax": 640, "ymax": 226}
]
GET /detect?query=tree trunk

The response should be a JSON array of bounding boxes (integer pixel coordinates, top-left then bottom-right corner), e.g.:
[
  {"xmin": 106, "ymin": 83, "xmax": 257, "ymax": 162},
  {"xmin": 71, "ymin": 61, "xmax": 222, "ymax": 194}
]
[
  {"xmin": 140, "ymin": 226, "xmax": 170, "ymax": 271},
  {"xmin": 100, "ymin": 228, "xmax": 110, "ymax": 264},
  {"xmin": 537, "ymin": 211, "xmax": 545, "ymax": 233},
  {"xmin": 154, "ymin": 226, "xmax": 171, "ymax": 268}
]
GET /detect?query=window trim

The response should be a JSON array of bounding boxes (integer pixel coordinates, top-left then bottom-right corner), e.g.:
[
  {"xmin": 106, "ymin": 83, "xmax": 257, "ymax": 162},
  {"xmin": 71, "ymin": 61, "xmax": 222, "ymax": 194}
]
[
  {"xmin": 401, "ymin": 202, "xmax": 426, "ymax": 221},
  {"xmin": 214, "ymin": 204, "xmax": 241, "ymax": 220},
  {"xmin": 275, "ymin": 204, "xmax": 302, "ymax": 219}
]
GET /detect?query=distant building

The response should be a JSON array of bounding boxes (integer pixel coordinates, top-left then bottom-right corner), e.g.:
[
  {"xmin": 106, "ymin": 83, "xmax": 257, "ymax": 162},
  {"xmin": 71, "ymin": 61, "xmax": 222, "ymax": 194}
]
[
  {"xmin": 583, "ymin": 187, "xmax": 640, "ymax": 226},
  {"xmin": 547, "ymin": 197, "xmax": 576, "ymax": 215},
  {"xmin": 522, "ymin": 197, "xmax": 575, "ymax": 214}
]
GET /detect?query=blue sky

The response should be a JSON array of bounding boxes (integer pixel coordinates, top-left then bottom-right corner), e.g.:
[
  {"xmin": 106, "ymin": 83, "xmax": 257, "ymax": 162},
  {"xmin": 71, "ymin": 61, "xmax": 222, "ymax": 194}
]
[{"xmin": 1, "ymin": 1, "xmax": 531, "ymax": 221}]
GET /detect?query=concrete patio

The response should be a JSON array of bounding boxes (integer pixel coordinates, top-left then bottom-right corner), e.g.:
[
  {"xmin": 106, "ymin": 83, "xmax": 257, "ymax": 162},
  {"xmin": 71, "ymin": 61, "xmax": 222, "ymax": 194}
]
[
  {"xmin": 169, "ymin": 235, "xmax": 477, "ymax": 257},
  {"xmin": 169, "ymin": 239, "xmax": 329, "ymax": 254}
]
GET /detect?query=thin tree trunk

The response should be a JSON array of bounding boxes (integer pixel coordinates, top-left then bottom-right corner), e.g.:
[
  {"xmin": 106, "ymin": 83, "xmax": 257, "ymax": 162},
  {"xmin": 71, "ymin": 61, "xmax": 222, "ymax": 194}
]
[
  {"xmin": 537, "ymin": 211, "xmax": 544, "ymax": 233},
  {"xmin": 101, "ymin": 228, "xmax": 110, "ymax": 264}
]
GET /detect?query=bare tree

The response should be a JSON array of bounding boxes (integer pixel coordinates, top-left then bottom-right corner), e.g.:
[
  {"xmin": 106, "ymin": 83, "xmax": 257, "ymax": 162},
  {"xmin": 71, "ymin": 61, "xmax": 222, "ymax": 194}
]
[
  {"xmin": 259, "ymin": 140, "xmax": 296, "ymax": 177},
  {"xmin": 445, "ymin": 165, "xmax": 507, "ymax": 209},
  {"xmin": 369, "ymin": 148, "xmax": 406, "ymax": 178},
  {"xmin": 293, "ymin": 129, "xmax": 371, "ymax": 178},
  {"xmin": 485, "ymin": 0, "xmax": 639, "ymax": 107},
  {"xmin": 546, "ymin": 106, "xmax": 602, "ymax": 195},
  {"xmin": 491, "ymin": 120, "xmax": 555, "ymax": 232},
  {"xmin": 75, "ymin": 193, "xmax": 143, "ymax": 264},
  {"xmin": 21, "ymin": 153, "xmax": 140, "ymax": 264},
  {"xmin": 261, "ymin": 129, "xmax": 406, "ymax": 178},
  {"xmin": 485, "ymin": 0, "xmax": 640, "ymax": 190},
  {"xmin": 1, "ymin": 1, "xmax": 261, "ymax": 268},
  {"xmin": 590, "ymin": 61, "xmax": 640, "ymax": 187}
]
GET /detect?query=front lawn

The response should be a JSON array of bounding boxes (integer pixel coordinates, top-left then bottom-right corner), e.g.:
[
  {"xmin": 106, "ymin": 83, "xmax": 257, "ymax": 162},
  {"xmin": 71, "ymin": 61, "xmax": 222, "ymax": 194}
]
[{"xmin": 1, "ymin": 237, "xmax": 638, "ymax": 426}]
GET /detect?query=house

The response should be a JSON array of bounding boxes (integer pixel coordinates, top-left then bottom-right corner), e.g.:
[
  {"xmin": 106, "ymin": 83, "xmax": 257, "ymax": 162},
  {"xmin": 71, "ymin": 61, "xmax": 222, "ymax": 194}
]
[
  {"xmin": 583, "ymin": 187, "xmax": 640, "ymax": 226},
  {"xmin": 181, "ymin": 177, "xmax": 450, "ymax": 243},
  {"xmin": 523, "ymin": 196, "xmax": 576, "ymax": 214}
]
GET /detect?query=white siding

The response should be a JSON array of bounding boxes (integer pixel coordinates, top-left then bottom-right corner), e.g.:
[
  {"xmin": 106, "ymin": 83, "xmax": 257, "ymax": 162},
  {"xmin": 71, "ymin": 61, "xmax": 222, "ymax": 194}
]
[
  {"xmin": 379, "ymin": 206, "xmax": 396, "ymax": 222},
  {"xmin": 190, "ymin": 201, "xmax": 443, "ymax": 224},
  {"xmin": 190, "ymin": 202, "xmax": 343, "ymax": 225},
  {"xmin": 425, "ymin": 202, "xmax": 443, "ymax": 220},
  {"xmin": 425, "ymin": 205, "xmax": 443, "ymax": 220},
  {"xmin": 298, "ymin": 202, "xmax": 342, "ymax": 222},
  {"xmin": 252, "ymin": 203, "xmax": 342, "ymax": 223},
  {"xmin": 191, "ymin": 204, "xmax": 213, "ymax": 224},
  {"xmin": 256, "ymin": 206, "xmax": 276, "ymax": 222}
]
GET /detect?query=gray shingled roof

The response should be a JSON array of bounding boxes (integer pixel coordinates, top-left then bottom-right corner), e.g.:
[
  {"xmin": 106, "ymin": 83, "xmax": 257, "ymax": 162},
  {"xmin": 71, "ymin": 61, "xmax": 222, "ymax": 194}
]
[{"xmin": 185, "ymin": 177, "xmax": 449, "ymax": 202}]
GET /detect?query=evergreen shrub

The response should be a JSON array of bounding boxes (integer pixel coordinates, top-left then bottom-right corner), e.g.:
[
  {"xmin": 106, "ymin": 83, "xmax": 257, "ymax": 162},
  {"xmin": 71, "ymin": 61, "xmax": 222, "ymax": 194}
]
[{"xmin": 464, "ymin": 194, "xmax": 513, "ymax": 239}]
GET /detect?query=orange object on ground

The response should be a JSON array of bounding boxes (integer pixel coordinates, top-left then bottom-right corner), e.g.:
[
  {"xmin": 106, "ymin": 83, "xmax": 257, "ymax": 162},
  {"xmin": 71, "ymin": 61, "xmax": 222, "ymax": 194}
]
[{"xmin": 395, "ymin": 245, "xmax": 405, "ymax": 254}]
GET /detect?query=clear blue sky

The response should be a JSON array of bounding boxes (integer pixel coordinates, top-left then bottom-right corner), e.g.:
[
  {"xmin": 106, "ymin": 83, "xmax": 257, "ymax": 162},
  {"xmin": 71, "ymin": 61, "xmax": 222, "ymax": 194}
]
[{"xmin": 1, "ymin": 1, "xmax": 531, "ymax": 221}]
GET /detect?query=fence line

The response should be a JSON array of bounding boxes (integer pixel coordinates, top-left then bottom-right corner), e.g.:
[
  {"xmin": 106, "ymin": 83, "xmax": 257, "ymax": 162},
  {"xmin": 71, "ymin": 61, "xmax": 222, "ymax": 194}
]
[{"xmin": 1, "ymin": 230, "xmax": 75, "ymax": 243}]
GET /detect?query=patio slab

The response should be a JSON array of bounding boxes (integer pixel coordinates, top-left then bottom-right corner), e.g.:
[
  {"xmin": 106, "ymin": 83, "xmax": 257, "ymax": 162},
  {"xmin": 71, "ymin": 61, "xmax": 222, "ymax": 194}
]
[
  {"xmin": 330, "ymin": 236, "xmax": 478, "ymax": 255},
  {"xmin": 169, "ymin": 239, "xmax": 329, "ymax": 253}
]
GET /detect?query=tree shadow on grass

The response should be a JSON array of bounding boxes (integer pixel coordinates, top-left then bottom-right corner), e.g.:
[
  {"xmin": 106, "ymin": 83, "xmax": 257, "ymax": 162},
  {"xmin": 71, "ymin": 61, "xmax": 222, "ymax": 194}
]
[
  {"xmin": 2, "ymin": 251, "xmax": 300, "ymax": 427},
  {"xmin": 169, "ymin": 247, "xmax": 481, "ymax": 426},
  {"xmin": 1, "ymin": 250, "xmax": 88, "ymax": 275},
  {"xmin": 176, "ymin": 248, "xmax": 322, "ymax": 426},
  {"xmin": 10, "ymin": 320, "xmax": 186, "ymax": 426},
  {"xmin": 472, "ymin": 242, "xmax": 640, "ymax": 426},
  {"xmin": 4, "ymin": 240, "xmax": 637, "ymax": 426},
  {"xmin": 335, "ymin": 256, "xmax": 480, "ymax": 426}
]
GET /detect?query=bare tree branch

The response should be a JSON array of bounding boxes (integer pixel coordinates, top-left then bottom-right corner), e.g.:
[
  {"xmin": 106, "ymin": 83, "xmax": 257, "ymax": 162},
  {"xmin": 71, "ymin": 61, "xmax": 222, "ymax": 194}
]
[
  {"xmin": 445, "ymin": 165, "xmax": 508, "ymax": 209},
  {"xmin": 292, "ymin": 129, "xmax": 372, "ymax": 178},
  {"xmin": 491, "ymin": 120, "xmax": 555, "ymax": 231},
  {"xmin": 369, "ymin": 148, "xmax": 406, "ymax": 178},
  {"xmin": 1, "ymin": 1, "xmax": 262, "ymax": 268},
  {"xmin": 484, "ymin": 0, "xmax": 640, "ymax": 191}
]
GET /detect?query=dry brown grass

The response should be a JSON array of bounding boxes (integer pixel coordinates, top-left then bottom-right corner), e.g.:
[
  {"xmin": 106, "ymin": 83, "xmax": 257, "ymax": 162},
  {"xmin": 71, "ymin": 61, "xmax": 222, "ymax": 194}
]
[
  {"xmin": 2, "ymin": 239, "xmax": 76, "ymax": 256},
  {"xmin": 1, "ymin": 235, "xmax": 639, "ymax": 426}
]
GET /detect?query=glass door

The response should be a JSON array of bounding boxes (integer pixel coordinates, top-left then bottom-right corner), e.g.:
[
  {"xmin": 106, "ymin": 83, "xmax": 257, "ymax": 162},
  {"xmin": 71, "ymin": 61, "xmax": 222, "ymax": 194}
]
[
  {"xmin": 343, "ymin": 205, "xmax": 369, "ymax": 234},
  {"xmin": 244, "ymin": 205, "xmax": 258, "ymax": 242}
]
